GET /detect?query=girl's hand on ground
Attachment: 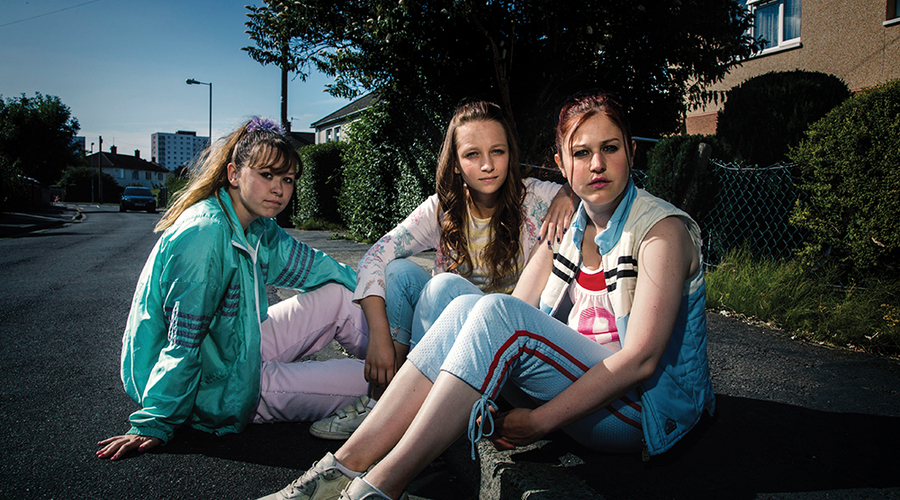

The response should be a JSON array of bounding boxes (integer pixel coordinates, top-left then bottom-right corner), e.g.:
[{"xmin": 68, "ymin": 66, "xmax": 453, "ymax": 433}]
[
  {"xmin": 539, "ymin": 183, "xmax": 577, "ymax": 245},
  {"xmin": 364, "ymin": 329, "xmax": 398, "ymax": 388},
  {"xmin": 96, "ymin": 434, "xmax": 161, "ymax": 460}
]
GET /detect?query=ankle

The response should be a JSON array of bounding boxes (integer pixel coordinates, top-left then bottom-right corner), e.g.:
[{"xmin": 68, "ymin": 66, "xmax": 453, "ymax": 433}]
[
  {"xmin": 333, "ymin": 451, "xmax": 369, "ymax": 476},
  {"xmin": 361, "ymin": 477, "xmax": 399, "ymax": 500}
]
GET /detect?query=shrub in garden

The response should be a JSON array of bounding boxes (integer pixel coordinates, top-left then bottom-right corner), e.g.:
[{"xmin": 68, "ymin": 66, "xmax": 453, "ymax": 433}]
[
  {"xmin": 58, "ymin": 166, "xmax": 121, "ymax": 202},
  {"xmin": 643, "ymin": 134, "xmax": 727, "ymax": 222},
  {"xmin": 790, "ymin": 78, "xmax": 900, "ymax": 279},
  {"xmin": 294, "ymin": 141, "xmax": 347, "ymax": 228},
  {"xmin": 717, "ymin": 70, "xmax": 850, "ymax": 167},
  {"xmin": 339, "ymin": 99, "xmax": 441, "ymax": 242}
]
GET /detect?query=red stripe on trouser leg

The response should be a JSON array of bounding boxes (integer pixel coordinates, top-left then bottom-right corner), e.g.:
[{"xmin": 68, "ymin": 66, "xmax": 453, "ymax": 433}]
[{"xmin": 480, "ymin": 330, "xmax": 592, "ymax": 395}]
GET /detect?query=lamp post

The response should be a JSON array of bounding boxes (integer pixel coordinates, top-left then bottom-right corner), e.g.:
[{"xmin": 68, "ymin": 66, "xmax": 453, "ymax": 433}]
[
  {"xmin": 89, "ymin": 142, "xmax": 94, "ymax": 204},
  {"xmin": 186, "ymin": 78, "xmax": 212, "ymax": 146}
]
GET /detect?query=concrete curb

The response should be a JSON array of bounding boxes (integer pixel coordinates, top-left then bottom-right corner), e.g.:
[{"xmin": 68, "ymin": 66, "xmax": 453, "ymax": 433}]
[{"xmin": 0, "ymin": 205, "xmax": 82, "ymax": 238}]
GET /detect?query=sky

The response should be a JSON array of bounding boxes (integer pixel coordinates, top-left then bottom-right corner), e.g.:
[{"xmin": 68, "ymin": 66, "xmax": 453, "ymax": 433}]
[{"xmin": 0, "ymin": 0, "xmax": 352, "ymax": 158}]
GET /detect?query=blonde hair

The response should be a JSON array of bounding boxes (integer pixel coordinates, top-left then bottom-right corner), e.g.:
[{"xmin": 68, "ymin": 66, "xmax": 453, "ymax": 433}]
[
  {"xmin": 155, "ymin": 119, "xmax": 300, "ymax": 232},
  {"xmin": 435, "ymin": 100, "xmax": 525, "ymax": 289}
]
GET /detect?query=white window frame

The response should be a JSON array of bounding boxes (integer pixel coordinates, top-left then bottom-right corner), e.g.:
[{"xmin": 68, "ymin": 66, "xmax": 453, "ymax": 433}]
[
  {"xmin": 747, "ymin": 0, "xmax": 802, "ymax": 56},
  {"xmin": 885, "ymin": 0, "xmax": 900, "ymax": 26}
]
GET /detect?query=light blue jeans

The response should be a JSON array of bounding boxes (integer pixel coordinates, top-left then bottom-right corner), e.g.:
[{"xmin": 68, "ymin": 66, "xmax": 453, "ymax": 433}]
[
  {"xmin": 408, "ymin": 290, "xmax": 644, "ymax": 457},
  {"xmin": 383, "ymin": 259, "xmax": 432, "ymax": 346},
  {"xmin": 409, "ymin": 272, "xmax": 484, "ymax": 348},
  {"xmin": 386, "ymin": 260, "xmax": 485, "ymax": 347}
]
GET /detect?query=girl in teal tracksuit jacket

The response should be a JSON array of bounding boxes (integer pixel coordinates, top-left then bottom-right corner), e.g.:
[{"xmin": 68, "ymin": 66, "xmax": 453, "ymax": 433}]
[{"xmin": 97, "ymin": 117, "xmax": 369, "ymax": 460}]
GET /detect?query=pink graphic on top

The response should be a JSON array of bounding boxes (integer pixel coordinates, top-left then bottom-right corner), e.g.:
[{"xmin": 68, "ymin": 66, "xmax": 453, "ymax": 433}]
[{"xmin": 578, "ymin": 306, "xmax": 618, "ymax": 340}]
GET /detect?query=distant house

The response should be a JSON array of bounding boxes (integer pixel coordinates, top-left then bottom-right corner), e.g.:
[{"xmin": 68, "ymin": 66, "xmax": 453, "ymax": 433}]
[
  {"xmin": 310, "ymin": 94, "xmax": 376, "ymax": 144},
  {"xmin": 685, "ymin": 0, "xmax": 900, "ymax": 135},
  {"xmin": 86, "ymin": 146, "xmax": 170, "ymax": 189}
]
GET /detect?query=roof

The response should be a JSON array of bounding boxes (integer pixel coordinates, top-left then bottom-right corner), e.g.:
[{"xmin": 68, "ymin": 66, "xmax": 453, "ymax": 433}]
[
  {"xmin": 288, "ymin": 131, "xmax": 315, "ymax": 147},
  {"xmin": 88, "ymin": 152, "xmax": 169, "ymax": 173},
  {"xmin": 310, "ymin": 93, "xmax": 377, "ymax": 128}
]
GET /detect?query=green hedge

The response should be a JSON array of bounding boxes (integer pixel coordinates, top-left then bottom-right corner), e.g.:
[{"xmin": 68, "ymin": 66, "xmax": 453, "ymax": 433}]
[
  {"xmin": 294, "ymin": 141, "xmax": 347, "ymax": 227},
  {"xmin": 643, "ymin": 134, "xmax": 727, "ymax": 223},
  {"xmin": 339, "ymin": 100, "xmax": 441, "ymax": 243},
  {"xmin": 790, "ymin": 78, "xmax": 900, "ymax": 279},
  {"xmin": 717, "ymin": 70, "xmax": 850, "ymax": 167},
  {"xmin": 58, "ymin": 166, "xmax": 122, "ymax": 203}
]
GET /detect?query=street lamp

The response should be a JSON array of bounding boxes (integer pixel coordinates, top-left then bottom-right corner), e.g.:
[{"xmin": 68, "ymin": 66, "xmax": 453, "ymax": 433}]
[
  {"xmin": 89, "ymin": 142, "xmax": 94, "ymax": 204},
  {"xmin": 186, "ymin": 78, "xmax": 212, "ymax": 146}
]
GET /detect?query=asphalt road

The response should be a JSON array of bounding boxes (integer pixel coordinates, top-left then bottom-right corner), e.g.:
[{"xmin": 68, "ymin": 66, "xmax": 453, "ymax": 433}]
[{"xmin": 1, "ymin": 204, "xmax": 898, "ymax": 499}]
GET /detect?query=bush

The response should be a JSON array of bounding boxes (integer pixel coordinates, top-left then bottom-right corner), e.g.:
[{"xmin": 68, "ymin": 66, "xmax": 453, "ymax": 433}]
[
  {"xmin": 339, "ymin": 99, "xmax": 441, "ymax": 243},
  {"xmin": 789, "ymin": 78, "xmax": 900, "ymax": 280},
  {"xmin": 294, "ymin": 142, "xmax": 347, "ymax": 228},
  {"xmin": 58, "ymin": 166, "xmax": 121, "ymax": 202},
  {"xmin": 0, "ymin": 157, "xmax": 29, "ymax": 210},
  {"xmin": 643, "ymin": 134, "xmax": 728, "ymax": 222},
  {"xmin": 717, "ymin": 70, "xmax": 850, "ymax": 167}
]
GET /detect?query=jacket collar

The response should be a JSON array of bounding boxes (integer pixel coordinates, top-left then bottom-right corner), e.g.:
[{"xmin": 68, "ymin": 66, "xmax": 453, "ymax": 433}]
[
  {"xmin": 593, "ymin": 179, "xmax": 636, "ymax": 255},
  {"xmin": 217, "ymin": 188, "xmax": 265, "ymax": 252}
]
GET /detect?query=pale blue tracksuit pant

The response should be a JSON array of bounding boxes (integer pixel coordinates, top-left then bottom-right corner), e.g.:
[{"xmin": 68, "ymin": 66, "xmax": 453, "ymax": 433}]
[{"xmin": 406, "ymin": 273, "xmax": 644, "ymax": 457}]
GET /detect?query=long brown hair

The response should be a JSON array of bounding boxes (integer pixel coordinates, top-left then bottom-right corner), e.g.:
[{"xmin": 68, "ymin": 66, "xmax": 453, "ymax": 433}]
[
  {"xmin": 436, "ymin": 100, "xmax": 525, "ymax": 289},
  {"xmin": 155, "ymin": 118, "xmax": 300, "ymax": 232}
]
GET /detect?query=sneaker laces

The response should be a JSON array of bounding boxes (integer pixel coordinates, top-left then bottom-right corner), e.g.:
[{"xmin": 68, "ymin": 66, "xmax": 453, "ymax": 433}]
[{"xmin": 287, "ymin": 460, "xmax": 342, "ymax": 496}]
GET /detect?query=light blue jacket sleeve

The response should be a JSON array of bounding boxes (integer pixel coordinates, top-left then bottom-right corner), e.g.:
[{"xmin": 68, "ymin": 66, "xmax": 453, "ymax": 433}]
[
  {"xmin": 126, "ymin": 219, "xmax": 229, "ymax": 443},
  {"xmin": 262, "ymin": 222, "xmax": 357, "ymax": 292}
]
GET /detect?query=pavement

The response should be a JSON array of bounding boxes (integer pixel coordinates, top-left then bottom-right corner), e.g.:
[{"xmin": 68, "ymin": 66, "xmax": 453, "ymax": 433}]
[
  {"xmin": 283, "ymin": 229, "xmax": 900, "ymax": 500},
  {"xmin": 4, "ymin": 204, "xmax": 900, "ymax": 499},
  {"xmin": 0, "ymin": 203, "xmax": 84, "ymax": 238}
]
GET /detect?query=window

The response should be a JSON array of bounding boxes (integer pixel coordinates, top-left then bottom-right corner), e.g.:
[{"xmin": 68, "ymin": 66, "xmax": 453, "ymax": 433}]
[
  {"xmin": 887, "ymin": 0, "xmax": 900, "ymax": 25},
  {"xmin": 132, "ymin": 170, "xmax": 139, "ymax": 179},
  {"xmin": 145, "ymin": 172, "xmax": 151, "ymax": 180},
  {"xmin": 326, "ymin": 129, "xmax": 332, "ymax": 142},
  {"xmin": 747, "ymin": 0, "xmax": 801, "ymax": 53},
  {"xmin": 334, "ymin": 126, "xmax": 341, "ymax": 142}
]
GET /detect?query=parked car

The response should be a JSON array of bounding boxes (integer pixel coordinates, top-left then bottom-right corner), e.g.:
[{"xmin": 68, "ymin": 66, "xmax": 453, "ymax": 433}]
[{"xmin": 120, "ymin": 187, "xmax": 156, "ymax": 213}]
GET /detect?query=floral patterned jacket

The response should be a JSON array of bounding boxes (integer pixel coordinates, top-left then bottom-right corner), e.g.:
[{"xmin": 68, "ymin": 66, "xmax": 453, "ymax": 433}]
[{"xmin": 353, "ymin": 178, "xmax": 562, "ymax": 301}]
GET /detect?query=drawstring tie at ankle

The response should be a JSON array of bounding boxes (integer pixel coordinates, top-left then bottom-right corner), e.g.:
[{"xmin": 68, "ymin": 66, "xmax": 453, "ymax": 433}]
[{"xmin": 467, "ymin": 393, "xmax": 497, "ymax": 460}]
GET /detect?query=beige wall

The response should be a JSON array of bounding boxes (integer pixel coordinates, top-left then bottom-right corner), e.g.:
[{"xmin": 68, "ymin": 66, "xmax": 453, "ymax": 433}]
[{"xmin": 685, "ymin": 0, "xmax": 900, "ymax": 134}]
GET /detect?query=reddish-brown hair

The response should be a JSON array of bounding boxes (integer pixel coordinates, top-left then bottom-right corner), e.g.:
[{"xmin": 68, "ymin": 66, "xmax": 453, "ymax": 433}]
[{"xmin": 555, "ymin": 90, "xmax": 634, "ymax": 169}]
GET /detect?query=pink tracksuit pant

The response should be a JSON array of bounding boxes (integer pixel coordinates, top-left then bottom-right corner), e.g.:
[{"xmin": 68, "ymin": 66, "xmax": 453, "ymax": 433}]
[{"xmin": 253, "ymin": 283, "xmax": 369, "ymax": 423}]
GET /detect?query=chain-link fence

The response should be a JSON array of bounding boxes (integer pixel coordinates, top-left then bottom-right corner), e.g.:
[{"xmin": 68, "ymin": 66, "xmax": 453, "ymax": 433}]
[{"xmin": 633, "ymin": 160, "xmax": 808, "ymax": 268}]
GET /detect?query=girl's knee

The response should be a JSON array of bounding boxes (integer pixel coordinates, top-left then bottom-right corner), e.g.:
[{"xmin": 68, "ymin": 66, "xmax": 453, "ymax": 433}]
[
  {"xmin": 425, "ymin": 272, "xmax": 469, "ymax": 290},
  {"xmin": 472, "ymin": 293, "xmax": 517, "ymax": 315},
  {"xmin": 385, "ymin": 259, "xmax": 430, "ymax": 285}
]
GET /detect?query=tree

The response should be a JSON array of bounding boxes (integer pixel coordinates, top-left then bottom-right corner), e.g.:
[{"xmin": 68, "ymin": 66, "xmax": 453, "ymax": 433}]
[
  {"xmin": 716, "ymin": 71, "xmax": 850, "ymax": 167},
  {"xmin": 245, "ymin": 0, "xmax": 758, "ymax": 164},
  {"xmin": 243, "ymin": 2, "xmax": 346, "ymax": 131},
  {"xmin": 0, "ymin": 93, "xmax": 81, "ymax": 186}
]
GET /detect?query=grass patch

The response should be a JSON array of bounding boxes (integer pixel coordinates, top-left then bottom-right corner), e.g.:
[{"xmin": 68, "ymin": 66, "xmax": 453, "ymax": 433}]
[{"xmin": 706, "ymin": 247, "xmax": 900, "ymax": 357}]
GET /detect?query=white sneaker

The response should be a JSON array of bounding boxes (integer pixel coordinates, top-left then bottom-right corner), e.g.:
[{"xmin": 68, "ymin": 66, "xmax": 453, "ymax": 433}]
[
  {"xmin": 257, "ymin": 452, "xmax": 351, "ymax": 500},
  {"xmin": 339, "ymin": 477, "xmax": 408, "ymax": 500},
  {"xmin": 310, "ymin": 395, "xmax": 374, "ymax": 440}
]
